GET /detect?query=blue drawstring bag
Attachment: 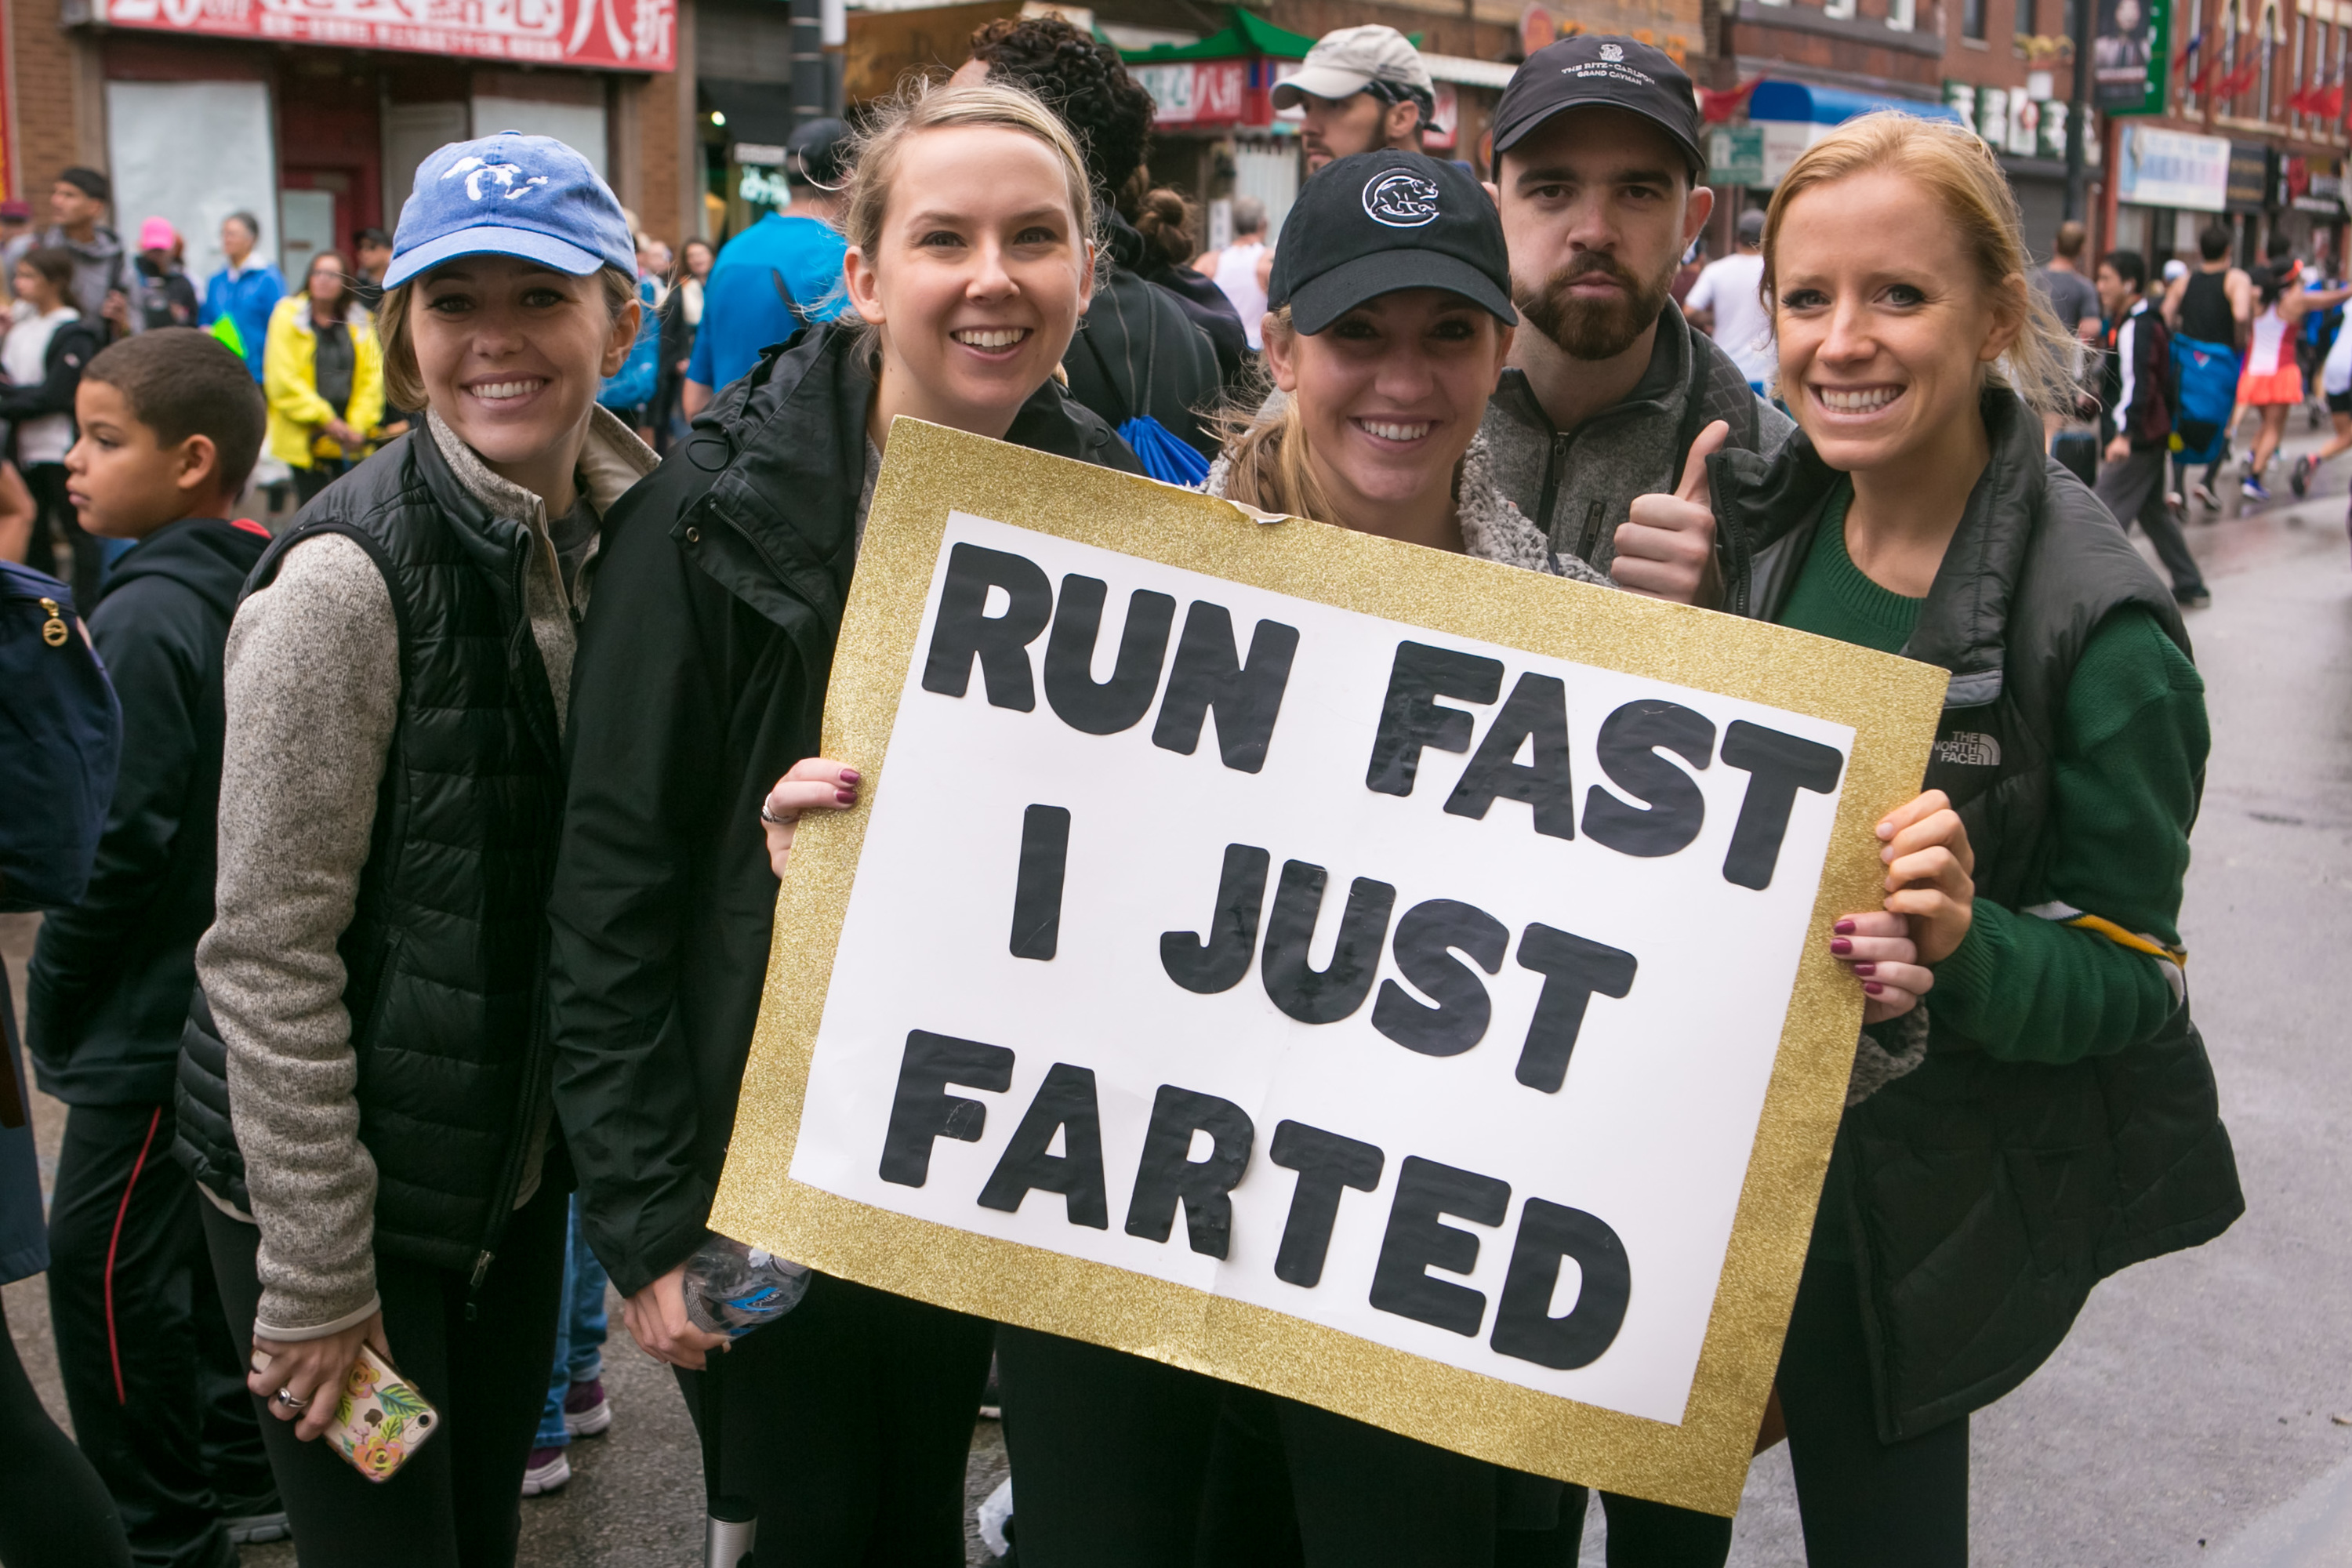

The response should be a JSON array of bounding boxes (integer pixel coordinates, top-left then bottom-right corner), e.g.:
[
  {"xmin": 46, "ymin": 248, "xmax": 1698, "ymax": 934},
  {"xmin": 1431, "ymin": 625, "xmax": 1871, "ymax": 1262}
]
[
  {"xmin": 1078, "ymin": 292, "xmax": 1215, "ymax": 488},
  {"xmin": 1118, "ymin": 415, "xmax": 1212, "ymax": 486}
]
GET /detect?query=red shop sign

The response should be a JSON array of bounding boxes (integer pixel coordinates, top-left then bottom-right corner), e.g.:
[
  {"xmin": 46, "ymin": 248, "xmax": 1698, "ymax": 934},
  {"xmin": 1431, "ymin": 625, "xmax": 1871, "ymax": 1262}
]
[
  {"xmin": 89, "ymin": 0, "xmax": 676, "ymax": 72},
  {"xmin": 1133, "ymin": 60, "xmax": 1250, "ymax": 127}
]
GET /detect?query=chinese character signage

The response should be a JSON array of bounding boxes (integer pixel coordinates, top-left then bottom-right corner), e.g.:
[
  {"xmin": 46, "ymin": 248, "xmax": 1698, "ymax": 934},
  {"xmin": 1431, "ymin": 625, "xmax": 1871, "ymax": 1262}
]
[
  {"xmin": 2116, "ymin": 123, "xmax": 2229, "ymax": 210},
  {"xmin": 92, "ymin": 0, "xmax": 676, "ymax": 71}
]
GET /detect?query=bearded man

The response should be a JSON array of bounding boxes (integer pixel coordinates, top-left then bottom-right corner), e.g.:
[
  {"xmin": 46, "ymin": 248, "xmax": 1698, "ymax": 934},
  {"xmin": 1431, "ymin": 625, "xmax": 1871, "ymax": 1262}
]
[{"xmin": 1479, "ymin": 36, "xmax": 1793, "ymax": 601}]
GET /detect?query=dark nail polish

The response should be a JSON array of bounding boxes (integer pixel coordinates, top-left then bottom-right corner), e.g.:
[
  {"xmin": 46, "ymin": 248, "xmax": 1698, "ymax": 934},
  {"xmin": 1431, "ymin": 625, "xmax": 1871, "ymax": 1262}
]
[
  {"xmin": 1852, "ymin": 962, "xmax": 1876, "ymax": 976},
  {"xmin": 835, "ymin": 790, "xmax": 856, "ymax": 804},
  {"xmin": 1834, "ymin": 918, "xmax": 1856, "ymax": 936},
  {"xmin": 1863, "ymin": 981, "xmax": 1885, "ymax": 995},
  {"xmin": 839, "ymin": 768, "xmax": 862, "ymax": 784},
  {"xmin": 1830, "ymin": 937, "xmax": 1853, "ymax": 955}
]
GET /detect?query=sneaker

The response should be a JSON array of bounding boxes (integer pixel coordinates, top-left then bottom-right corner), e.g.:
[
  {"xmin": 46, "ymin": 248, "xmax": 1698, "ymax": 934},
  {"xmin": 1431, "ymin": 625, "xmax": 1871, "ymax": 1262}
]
[
  {"xmin": 2191, "ymin": 480, "xmax": 2220, "ymax": 509},
  {"xmin": 563, "ymin": 1377, "xmax": 612, "ymax": 1438},
  {"xmin": 2292, "ymin": 454, "xmax": 2314, "ymax": 498},
  {"xmin": 2175, "ymin": 586, "xmax": 2212, "ymax": 608},
  {"xmin": 2242, "ymin": 474, "xmax": 2271, "ymax": 503},
  {"xmin": 521, "ymin": 1446, "xmax": 572, "ymax": 1496},
  {"xmin": 223, "ymin": 1510, "xmax": 290, "ymax": 1545}
]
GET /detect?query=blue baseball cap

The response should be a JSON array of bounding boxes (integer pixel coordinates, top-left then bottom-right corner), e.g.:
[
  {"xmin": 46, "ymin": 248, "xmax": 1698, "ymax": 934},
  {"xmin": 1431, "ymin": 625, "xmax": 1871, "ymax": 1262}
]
[{"xmin": 385, "ymin": 132, "xmax": 637, "ymax": 289}]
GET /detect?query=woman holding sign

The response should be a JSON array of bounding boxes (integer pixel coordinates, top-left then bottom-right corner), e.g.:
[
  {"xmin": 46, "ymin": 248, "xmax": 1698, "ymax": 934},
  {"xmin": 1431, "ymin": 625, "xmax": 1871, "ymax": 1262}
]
[
  {"xmin": 1632, "ymin": 114, "xmax": 2238, "ymax": 1563},
  {"xmin": 755, "ymin": 149, "xmax": 1931, "ymax": 1566},
  {"xmin": 545, "ymin": 82, "xmax": 1140, "ymax": 1566}
]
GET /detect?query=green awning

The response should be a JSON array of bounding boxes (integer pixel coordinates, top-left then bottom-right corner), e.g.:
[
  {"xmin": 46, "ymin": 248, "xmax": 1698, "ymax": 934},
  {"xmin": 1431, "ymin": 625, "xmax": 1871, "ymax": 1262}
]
[{"xmin": 1118, "ymin": 7, "xmax": 1317, "ymax": 63}]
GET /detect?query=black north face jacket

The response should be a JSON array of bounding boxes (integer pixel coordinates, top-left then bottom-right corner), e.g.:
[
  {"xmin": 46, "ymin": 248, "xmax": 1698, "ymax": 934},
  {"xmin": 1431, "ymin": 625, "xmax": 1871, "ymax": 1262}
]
[
  {"xmin": 1707, "ymin": 390, "xmax": 2243, "ymax": 1439},
  {"xmin": 546, "ymin": 321, "xmax": 1141, "ymax": 1295}
]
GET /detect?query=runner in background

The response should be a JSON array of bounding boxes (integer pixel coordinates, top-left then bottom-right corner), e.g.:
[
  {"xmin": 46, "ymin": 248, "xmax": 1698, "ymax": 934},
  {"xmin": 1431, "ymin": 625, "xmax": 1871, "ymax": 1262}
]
[
  {"xmin": 679, "ymin": 118, "xmax": 852, "ymax": 419},
  {"xmin": 1683, "ymin": 207, "xmax": 1775, "ymax": 393},
  {"xmin": 1193, "ymin": 194, "xmax": 1269, "ymax": 353},
  {"xmin": 2161, "ymin": 223, "xmax": 2249, "ymax": 510},
  {"xmin": 2030, "ymin": 220, "xmax": 2101, "ymax": 445},
  {"xmin": 2235, "ymin": 235, "xmax": 2352, "ymax": 503}
]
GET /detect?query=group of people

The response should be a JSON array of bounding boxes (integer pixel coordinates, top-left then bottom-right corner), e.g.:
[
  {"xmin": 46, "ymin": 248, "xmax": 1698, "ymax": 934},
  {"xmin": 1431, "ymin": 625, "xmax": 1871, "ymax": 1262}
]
[
  {"xmin": 2038, "ymin": 212, "xmax": 2352, "ymax": 609},
  {"xmin": 1, "ymin": 20, "xmax": 2241, "ymax": 1568}
]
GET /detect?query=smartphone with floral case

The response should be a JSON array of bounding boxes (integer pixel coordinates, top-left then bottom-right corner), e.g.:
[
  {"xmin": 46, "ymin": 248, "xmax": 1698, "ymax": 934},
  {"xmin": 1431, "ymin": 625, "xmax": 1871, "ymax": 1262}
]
[{"xmin": 252, "ymin": 1343, "xmax": 440, "ymax": 1483}]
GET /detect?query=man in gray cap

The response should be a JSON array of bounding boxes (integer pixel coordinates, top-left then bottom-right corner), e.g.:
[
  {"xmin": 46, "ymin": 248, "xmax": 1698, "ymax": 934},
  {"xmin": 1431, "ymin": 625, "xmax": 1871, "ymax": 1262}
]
[
  {"xmin": 1479, "ymin": 36, "xmax": 1792, "ymax": 605},
  {"xmin": 1272, "ymin": 24, "xmax": 1434, "ymax": 173}
]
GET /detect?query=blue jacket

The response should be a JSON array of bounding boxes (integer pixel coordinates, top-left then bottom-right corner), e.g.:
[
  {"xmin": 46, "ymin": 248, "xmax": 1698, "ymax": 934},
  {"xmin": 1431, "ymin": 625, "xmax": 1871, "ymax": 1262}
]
[
  {"xmin": 598, "ymin": 278, "xmax": 662, "ymax": 412},
  {"xmin": 200, "ymin": 262, "xmax": 287, "ymax": 382},
  {"xmin": 685, "ymin": 213, "xmax": 850, "ymax": 393}
]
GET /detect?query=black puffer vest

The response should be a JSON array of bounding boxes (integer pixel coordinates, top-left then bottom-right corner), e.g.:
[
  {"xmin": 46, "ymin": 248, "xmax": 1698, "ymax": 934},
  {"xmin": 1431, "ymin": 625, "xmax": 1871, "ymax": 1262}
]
[
  {"xmin": 176, "ymin": 428, "xmax": 567, "ymax": 1279},
  {"xmin": 1711, "ymin": 391, "xmax": 2245, "ymax": 1439}
]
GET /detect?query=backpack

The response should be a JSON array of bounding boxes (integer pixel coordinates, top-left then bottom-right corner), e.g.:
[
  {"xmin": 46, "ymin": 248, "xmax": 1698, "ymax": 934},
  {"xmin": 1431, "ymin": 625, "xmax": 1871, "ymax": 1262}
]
[{"xmin": 0, "ymin": 561, "xmax": 121, "ymax": 913}]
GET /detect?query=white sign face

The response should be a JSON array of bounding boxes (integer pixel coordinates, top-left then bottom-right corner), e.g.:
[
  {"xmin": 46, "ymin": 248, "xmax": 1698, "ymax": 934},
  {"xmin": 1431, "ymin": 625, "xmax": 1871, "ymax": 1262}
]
[
  {"xmin": 2118, "ymin": 124, "xmax": 2231, "ymax": 212},
  {"xmin": 785, "ymin": 509, "xmax": 1856, "ymax": 1426}
]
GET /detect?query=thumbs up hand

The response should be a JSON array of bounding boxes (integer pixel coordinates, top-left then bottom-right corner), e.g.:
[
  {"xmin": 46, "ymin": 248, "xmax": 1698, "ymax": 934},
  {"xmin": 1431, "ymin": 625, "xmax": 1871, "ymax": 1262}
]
[{"xmin": 1613, "ymin": 419, "xmax": 1728, "ymax": 608}]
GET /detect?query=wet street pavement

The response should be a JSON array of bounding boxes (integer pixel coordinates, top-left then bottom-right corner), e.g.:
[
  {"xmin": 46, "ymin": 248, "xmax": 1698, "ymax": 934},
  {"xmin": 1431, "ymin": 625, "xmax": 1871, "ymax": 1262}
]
[{"xmin": 5, "ymin": 419, "xmax": 2349, "ymax": 1566}]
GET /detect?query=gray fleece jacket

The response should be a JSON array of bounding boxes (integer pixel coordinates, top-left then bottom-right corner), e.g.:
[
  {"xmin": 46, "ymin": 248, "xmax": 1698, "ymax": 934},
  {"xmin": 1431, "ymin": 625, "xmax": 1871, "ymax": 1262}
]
[
  {"xmin": 196, "ymin": 406, "xmax": 655, "ymax": 1340},
  {"xmin": 1479, "ymin": 306, "xmax": 1794, "ymax": 572},
  {"xmin": 1205, "ymin": 432, "xmax": 1612, "ymax": 586}
]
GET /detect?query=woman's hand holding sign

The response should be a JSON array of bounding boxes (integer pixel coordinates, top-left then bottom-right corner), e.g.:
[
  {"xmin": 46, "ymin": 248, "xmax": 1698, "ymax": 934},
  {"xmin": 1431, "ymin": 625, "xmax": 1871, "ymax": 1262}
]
[
  {"xmin": 760, "ymin": 760, "xmax": 863, "ymax": 878},
  {"xmin": 1828, "ymin": 789, "xmax": 1976, "ymax": 1023}
]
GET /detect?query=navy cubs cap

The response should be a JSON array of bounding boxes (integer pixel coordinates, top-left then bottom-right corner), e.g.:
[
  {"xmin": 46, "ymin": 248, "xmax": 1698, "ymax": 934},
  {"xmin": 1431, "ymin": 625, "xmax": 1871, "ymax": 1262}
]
[
  {"xmin": 386, "ymin": 132, "xmax": 637, "ymax": 289},
  {"xmin": 1269, "ymin": 151, "xmax": 1515, "ymax": 336}
]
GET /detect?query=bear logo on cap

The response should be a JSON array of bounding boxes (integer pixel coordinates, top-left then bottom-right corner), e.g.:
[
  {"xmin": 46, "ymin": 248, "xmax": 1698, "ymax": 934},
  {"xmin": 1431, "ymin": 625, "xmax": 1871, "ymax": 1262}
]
[
  {"xmin": 1599, "ymin": 41, "xmax": 1625, "ymax": 60},
  {"xmin": 1363, "ymin": 169, "xmax": 1442, "ymax": 228}
]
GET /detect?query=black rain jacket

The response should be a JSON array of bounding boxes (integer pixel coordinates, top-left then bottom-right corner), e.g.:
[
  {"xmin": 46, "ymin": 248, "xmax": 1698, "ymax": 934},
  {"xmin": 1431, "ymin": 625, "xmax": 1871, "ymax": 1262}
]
[{"xmin": 546, "ymin": 321, "xmax": 1141, "ymax": 1294}]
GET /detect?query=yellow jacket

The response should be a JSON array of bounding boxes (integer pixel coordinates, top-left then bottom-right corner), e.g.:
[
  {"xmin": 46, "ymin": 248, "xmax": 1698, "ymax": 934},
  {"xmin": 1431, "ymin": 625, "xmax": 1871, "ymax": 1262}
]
[{"xmin": 263, "ymin": 295, "xmax": 387, "ymax": 469}]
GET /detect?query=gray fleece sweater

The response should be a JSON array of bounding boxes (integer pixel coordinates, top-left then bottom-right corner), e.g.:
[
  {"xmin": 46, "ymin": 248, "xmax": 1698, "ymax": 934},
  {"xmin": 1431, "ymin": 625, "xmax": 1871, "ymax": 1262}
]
[
  {"xmin": 1205, "ymin": 432, "xmax": 1613, "ymax": 587},
  {"xmin": 197, "ymin": 407, "xmax": 655, "ymax": 1341}
]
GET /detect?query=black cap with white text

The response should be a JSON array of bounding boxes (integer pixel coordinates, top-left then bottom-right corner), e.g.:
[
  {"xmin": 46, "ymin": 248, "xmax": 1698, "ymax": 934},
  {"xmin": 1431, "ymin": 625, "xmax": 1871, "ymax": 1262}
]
[
  {"xmin": 1491, "ymin": 36, "xmax": 1705, "ymax": 176},
  {"xmin": 1269, "ymin": 151, "xmax": 1515, "ymax": 336}
]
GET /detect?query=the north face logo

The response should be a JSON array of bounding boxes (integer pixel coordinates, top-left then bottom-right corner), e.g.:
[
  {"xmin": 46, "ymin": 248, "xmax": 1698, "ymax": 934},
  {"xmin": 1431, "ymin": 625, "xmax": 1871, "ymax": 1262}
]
[
  {"xmin": 1363, "ymin": 170, "xmax": 1442, "ymax": 228},
  {"xmin": 443, "ymin": 156, "xmax": 552, "ymax": 203},
  {"xmin": 1933, "ymin": 731, "xmax": 2001, "ymax": 767},
  {"xmin": 1599, "ymin": 42, "xmax": 1624, "ymax": 60}
]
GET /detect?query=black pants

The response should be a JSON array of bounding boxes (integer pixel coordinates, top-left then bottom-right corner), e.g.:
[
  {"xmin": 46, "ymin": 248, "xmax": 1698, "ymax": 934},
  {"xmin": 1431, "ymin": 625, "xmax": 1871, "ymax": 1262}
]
[
  {"xmin": 1775, "ymin": 1254, "xmax": 1968, "ymax": 1567},
  {"xmin": 676, "ymin": 1271, "xmax": 993, "ymax": 1568},
  {"xmin": 1002, "ymin": 1326, "xmax": 1571, "ymax": 1567},
  {"xmin": 2096, "ymin": 445, "xmax": 2206, "ymax": 596},
  {"xmin": 1, "ymin": 1279, "xmax": 135, "ymax": 1568},
  {"xmin": 199, "ymin": 1177, "xmax": 568, "ymax": 1568},
  {"xmin": 292, "ymin": 459, "xmax": 349, "ymax": 507},
  {"xmin": 21, "ymin": 463, "xmax": 102, "ymax": 612},
  {"xmin": 46, "ymin": 1102, "xmax": 270, "ymax": 1568}
]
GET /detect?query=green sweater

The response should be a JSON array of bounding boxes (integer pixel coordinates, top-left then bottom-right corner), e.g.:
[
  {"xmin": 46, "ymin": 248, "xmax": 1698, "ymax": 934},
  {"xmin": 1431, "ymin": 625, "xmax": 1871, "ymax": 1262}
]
[{"xmin": 1779, "ymin": 486, "xmax": 2208, "ymax": 1065}]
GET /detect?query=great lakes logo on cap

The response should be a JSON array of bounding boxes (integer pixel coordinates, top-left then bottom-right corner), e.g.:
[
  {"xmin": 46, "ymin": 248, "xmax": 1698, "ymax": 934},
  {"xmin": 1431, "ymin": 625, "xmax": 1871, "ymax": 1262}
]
[
  {"xmin": 1363, "ymin": 169, "xmax": 1442, "ymax": 228},
  {"xmin": 444, "ymin": 155, "xmax": 553, "ymax": 204}
]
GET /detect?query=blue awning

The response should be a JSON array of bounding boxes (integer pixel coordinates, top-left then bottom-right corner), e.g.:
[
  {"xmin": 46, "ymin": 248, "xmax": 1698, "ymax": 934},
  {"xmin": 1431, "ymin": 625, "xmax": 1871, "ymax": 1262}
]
[{"xmin": 1748, "ymin": 81, "xmax": 1962, "ymax": 125}]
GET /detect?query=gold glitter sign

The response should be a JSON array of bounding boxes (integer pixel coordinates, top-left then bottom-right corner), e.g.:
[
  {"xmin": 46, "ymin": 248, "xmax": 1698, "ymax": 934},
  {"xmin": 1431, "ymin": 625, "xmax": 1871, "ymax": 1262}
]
[{"xmin": 710, "ymin": 419, "xmax": 1947, "ymax": 1514}]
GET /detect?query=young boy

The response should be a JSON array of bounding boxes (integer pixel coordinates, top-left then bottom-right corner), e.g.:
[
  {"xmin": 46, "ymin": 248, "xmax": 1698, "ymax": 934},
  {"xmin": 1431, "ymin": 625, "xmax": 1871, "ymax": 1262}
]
[{"xmin": 25, "ymin": 328, "xmax": 284, "ymax": 1567}]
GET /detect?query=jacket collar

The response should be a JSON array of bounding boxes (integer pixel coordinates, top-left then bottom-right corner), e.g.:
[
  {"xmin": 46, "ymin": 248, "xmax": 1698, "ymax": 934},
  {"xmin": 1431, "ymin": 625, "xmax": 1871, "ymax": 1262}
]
[
  {"xmin": 687, "ymin": 320, "xmax": 1131, "ymax": 634},
  {"xmin": 1714, "ymin": 388, "xmax": 2046, "ymax": 700}
]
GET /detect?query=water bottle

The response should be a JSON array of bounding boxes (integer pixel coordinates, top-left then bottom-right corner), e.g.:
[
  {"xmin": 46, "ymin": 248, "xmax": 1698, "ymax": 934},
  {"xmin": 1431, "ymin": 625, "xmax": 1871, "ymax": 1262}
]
[{"xmin": 682, "ymin": 1235, "xmax": 811, "ymax": 1338}]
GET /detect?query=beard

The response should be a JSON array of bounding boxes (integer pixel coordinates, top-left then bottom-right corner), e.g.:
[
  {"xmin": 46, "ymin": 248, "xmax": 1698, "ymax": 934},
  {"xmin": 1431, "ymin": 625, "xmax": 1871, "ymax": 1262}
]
[{"xmin": 1516, "ymin": 249, "xmax": 1679, "ymax": 361}]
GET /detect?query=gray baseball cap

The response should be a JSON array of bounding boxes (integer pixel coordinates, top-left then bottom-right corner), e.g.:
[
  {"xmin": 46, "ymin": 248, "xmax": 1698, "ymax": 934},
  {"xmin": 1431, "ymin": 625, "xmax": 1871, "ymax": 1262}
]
[{"xmin": 1271, "ymin": 25, "xmax": 1435, "ymax": 111}]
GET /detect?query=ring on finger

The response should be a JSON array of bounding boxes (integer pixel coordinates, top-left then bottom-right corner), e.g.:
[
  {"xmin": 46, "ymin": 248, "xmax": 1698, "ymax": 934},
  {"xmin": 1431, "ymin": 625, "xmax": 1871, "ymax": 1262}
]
[
  {"xmin": 758, "ymin": 803, "xmax": 793, "ymax": 826},
  {"xmin": 274, "ymin": 1386, "xmax": 310, "ymax": 1412}
]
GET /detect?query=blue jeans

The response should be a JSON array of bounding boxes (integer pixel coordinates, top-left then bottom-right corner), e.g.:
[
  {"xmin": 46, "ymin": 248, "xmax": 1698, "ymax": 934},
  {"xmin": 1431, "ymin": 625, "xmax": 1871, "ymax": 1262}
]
[{"xmin": 533, "ymin": 1196, "xmax": 610, "ymax": 1450}]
